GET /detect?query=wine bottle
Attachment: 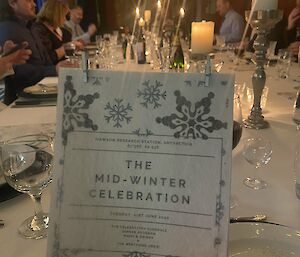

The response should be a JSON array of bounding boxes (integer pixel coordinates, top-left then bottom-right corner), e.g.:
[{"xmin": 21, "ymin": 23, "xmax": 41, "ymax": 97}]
[
  {"xmin": 136, "ymin": 31, "xmax": 146, "ymax": 64},
  {"xmin": 171, "ymin": 36, "xmax": 184, "ymax": 70}
]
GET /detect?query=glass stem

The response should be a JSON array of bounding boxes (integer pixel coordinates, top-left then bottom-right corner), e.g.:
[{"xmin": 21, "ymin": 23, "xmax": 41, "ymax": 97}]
[{"xmin": 30, "ymin": 193, "xmax": 48, "ymax": 229}]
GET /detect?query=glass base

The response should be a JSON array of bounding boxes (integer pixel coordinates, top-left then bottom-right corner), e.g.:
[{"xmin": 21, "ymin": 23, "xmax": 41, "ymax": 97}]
[
  {"xmin": 230, "ymin": 195, "xmax": 239, "ymax": 209},
  {"xmin": 243, "ymin": 177, "xmax": 267, "ymax": 190},
  {"xmin": 18, "ymin": 213, "xmax": 50, "ymax": 239}
]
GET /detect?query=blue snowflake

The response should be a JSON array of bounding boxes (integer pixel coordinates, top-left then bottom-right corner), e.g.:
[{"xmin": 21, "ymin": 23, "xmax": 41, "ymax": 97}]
[
  {"xmin": 156, "ymin": 91, "xmax": 227, "ymax": 139},
  {"xmin": 105, "ymin": 99, "xmax": 133, "ymax": 128},
  {"xmin": 137, "ymin": 80, "xmax": 166, "ymax": 109},
  {"xmin": 62, "ymin": 76, "xmax": 99, "ymax": 145}
]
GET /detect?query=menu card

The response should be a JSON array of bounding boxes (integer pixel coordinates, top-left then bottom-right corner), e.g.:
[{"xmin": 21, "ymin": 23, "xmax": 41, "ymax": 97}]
[{"xmin": 47, "ymin": 68, "xmax": 234, "ymax": 257}]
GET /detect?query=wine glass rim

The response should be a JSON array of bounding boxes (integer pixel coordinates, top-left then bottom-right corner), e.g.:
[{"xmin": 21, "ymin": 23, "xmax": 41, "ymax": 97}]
[{"xmin": 1, "ymin": 134, "xmax": 52, "ymax": 152}]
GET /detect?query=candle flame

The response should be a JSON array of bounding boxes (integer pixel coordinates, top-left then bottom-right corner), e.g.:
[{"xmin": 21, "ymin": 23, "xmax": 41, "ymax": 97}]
[
  {"xmin": 136, "ymin": 7, "xmax": 140, "ymax": 17},
  {"xmin": 180, "ymin": 7, "xmax": 185, "ymax": 18},
  {"xmin": 139, "ymin": 17, "xmax": 145, "ymax": 27},
  {"xmin": 157, "ymin": 0, "xmax": 162, "ymax": 10}
]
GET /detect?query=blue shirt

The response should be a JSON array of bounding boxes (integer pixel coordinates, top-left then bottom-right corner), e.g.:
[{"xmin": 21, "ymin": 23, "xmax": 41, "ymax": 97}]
[
  {"xmin": 0, "ymin": 16, "xmax": 57, "ymax": 103},
  {"xmin": 220, "ymin": 9, "xmax": 245, "ymax": 43}
]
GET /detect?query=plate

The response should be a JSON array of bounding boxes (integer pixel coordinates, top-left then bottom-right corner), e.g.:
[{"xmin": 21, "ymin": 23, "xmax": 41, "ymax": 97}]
[
  {"xmin": 229, "ymin": 222, "xmax": 300, "ymax": 257},
  {"xmin": 20, "ymin": 83, "xmax": 57, "ymax": 98}
]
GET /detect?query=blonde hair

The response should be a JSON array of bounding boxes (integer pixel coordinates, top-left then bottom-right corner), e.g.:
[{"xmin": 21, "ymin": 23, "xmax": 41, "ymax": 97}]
[{"xmin": 37, "ymin": 0, "xmax": 69, "ymax": 28}]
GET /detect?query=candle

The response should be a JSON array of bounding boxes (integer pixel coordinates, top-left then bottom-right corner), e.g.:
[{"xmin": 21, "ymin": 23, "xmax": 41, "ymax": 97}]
[
  {"xmin": 144, "ymin": 10, "xmax": 151, "ymax": 23},
  {"xmin": 179, "ymin": 7, "xmax": 185, "ymax": 18},
  {"xmin": 138, "ymin": 17, "xmax": 145, "ymax": 27},
  {"xmin": 252, "ymin": 0, "xmax": 278, "ymax": 11},
  {"xmin": 191, "ymin": 21, "xmax": 215, "ymax": 54}
]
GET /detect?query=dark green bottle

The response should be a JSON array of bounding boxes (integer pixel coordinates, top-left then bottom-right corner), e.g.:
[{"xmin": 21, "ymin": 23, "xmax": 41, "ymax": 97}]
[{"xmin": 171, "ymin": 37, "xmax": 184, "ymax": 70}]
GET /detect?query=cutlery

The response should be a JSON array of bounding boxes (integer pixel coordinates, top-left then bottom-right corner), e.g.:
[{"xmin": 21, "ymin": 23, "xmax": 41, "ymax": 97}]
[{"xmin": 230, "ymin": 214, "xmax": 267, "ymax": 223}]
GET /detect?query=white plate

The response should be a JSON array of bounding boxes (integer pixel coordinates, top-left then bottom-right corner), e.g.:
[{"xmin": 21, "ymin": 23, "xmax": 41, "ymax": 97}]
[{"xmin": 229, "ymin": 222, "xmax": 300, "ymax": 257}]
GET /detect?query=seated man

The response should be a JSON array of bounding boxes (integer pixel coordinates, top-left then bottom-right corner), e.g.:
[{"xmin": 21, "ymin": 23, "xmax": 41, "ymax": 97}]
[
  {"xmin": 216, "ymin": 0, "xmax": 245, "ymax": 44},
  {"xmin": 0, "ymin": 0, "xmax": 58, "ymax": 104},
  {"xmin": 64, "ymin": 5, "xmax": 97, "ymax": 45},
  {"xmin": 286, "ymin": 0, "xmax": 300, "ymax": 55}
]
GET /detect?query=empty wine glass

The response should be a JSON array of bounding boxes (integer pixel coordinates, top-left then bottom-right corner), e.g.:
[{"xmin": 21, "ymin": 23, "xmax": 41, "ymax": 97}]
[
  {"xmin": 232, "ymin": 94, "xmax": 243, "ymax": 150},
  {"xmin": 242, "ymin": 137, "xmax": 272, "ymax": 190},
  {"xmin": 0, "ymin": 134, "xmax": 53, "ymax": 239}
]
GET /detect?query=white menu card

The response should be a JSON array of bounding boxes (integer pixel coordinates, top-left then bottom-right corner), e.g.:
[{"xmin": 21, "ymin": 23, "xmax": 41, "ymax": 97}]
[{"xmin": 47, "ymin": 68, "xmax": 234, "ymax": 257}]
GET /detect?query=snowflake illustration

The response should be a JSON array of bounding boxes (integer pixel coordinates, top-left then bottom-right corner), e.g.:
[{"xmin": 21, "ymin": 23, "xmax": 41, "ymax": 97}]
[
  {"xmin": 62, "ymin": 76, "xmax": 99, "ymax": 145},
  {"xmin": 156, "ymin": 91, "xmax": 227, "ymax": 139},
  {"xmin": 123, "ymin": 252, "xmax": 150, "ymax": 257},
  {"xmin": 105, "ymin": 98, "xmax": 133, "ymax": 128},
  {"xmin": 215, "ymin": 194, "xmax": 224, "ymax": 226},
  {"xmin": 137, "ymin": 80, "xmax": 166, "ymax": 109}
]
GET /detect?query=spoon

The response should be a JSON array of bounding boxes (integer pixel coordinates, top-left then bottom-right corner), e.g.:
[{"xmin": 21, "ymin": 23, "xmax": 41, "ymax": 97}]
[{"xmin": 230, "ymin": 214, "xmax": 267, "ymax": 223}]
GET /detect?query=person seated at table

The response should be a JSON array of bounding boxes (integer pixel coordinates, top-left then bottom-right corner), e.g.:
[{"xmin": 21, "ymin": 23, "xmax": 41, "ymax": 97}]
[
  {"xmin": 0, "ymin": 0, "xmax": 75, "ymax": 104},
  {"xmin": 0, "ymin": 40, "xmax": 31, "ymax": 79},
  {"xmin": 216, "ymin": 0, "xmax": 245, "ymax": 44},
  {"xmin": 286, "ymin": 0, "xmax": 300, "ymax": 55},
  {"xmin": 33, "ymin": 0, "xmax": 71, "ymax": 64},
  {"xmin": 64, "ymin": 5, "xmax": 97, "ymax": 45}
]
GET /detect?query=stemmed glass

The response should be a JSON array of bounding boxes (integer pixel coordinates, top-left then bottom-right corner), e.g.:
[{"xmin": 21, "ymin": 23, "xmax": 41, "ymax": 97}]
[
  {"xmin": 232, "ymin": 94, "xmax": 243, "ymax": 150},
  {"xmin": 0, "ymin": 134, "xmax": 53, "ymax": 239},
  {"xmin": 231, "ymin": 94, "xmax": 243, "ymax": 209},
  {"xmin": 242, "ymin": 137, "xmax": 272, "ymax": 189},
  {"xmin": 64, "ymin": 42, "xmax": 76, "ymax": 62}
]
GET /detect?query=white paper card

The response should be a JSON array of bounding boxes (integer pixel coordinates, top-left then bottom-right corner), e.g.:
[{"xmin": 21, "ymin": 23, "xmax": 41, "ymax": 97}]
[{"xmin": 47, "ymin": 68, "xmax": 234, "ymax": 257}]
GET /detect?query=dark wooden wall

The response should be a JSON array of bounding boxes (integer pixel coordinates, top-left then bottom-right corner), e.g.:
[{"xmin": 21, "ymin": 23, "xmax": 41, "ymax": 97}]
[{"xmin": 80, "ymin": 0, "xmax": 297, "ymax": 35}]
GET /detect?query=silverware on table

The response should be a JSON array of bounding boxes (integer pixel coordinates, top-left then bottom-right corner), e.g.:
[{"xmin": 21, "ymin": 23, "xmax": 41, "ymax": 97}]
[{"xmin": 230, "ymin": 214, "xmax": 267, "ymax": 223}]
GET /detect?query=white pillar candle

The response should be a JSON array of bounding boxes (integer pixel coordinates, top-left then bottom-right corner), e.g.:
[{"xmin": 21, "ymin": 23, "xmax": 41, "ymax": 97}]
[
  {"xmin": 191, "ymin": 21, "xmax": 215, "ymax": 54},
  {"xmin": 252, "ymin": 0, "xmax": 278, "ymax": 11},
  {"xmin": 144, "ymin": 10, "xmax": 151, "ymax": 23}
]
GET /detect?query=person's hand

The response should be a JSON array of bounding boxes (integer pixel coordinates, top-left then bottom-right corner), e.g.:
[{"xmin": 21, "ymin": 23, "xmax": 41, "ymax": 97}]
[
  {"xmin": 0, "ymin": 41, "xmax": 31, "ymax": 78},
  {"xmin": 73, "ymin": 40, "xmax": 84, "ymax": 50},
  {"xmin": 287, "ymin": 7, "xmax": 300, "ymax": 30},
  {"xmin": 55, "ymin": 59, "xmax": 79, "ymax": 73},
  {"xmin": 2, "ymin": 41, "xmax": 31, "ymax": 65},
  {"xmin": 88, "ymin": 23, "xmax": 97, "ymax": 36},
  {"xmin": 288, "ymin": 41, "xmax": 300, "ymax": 55}
]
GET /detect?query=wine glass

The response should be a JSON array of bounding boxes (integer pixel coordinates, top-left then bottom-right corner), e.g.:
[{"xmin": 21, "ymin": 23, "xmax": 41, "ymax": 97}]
[
  {"xmin": 231, "ymin": 94, "xmax": 243, "ymax": 209},
  {"xmin": 0, "ymin": 134, "xmax": 53, "ymax": 239},
  {"xmin": 64, "ymin": 42, "xmax": 76, "ymax": 62},
  {"xmin": 242, "ymin": 137, "xmax": 272, "ymax": 190},
  {"xmin": 232, "ymin": 94, "xmax": 243, "ymax": 150}
]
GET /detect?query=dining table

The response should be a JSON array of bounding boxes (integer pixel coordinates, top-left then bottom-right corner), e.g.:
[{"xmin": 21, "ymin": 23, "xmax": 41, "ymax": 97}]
[{"xmin": 0, "ymin": 53, "xmax": 300, "ymax": 257}]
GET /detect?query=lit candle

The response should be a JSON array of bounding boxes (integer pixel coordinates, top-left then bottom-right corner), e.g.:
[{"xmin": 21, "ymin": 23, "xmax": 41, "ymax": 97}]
[
  {"xmin": 157, "ymin": 0, "xmax": 162, "ymax": 11},
  {"xmin": 136, "ymin": 7, "xmax": 140, "ymax": 18},
  {"xmin": 144, "ymin": 10, "xmax": 151, "ymax": 23},
  {"xmin": 252, "ymin": 0, "xmax": 278, "ymax": 11},
  {"xmin": 191, "ymin": 21, "xmax": 215, "ymax": 54},
  {"xmin": 138, "ymin": 17, "xmax": 145, "ymax": 27},
  {"xmin": 179, "ymin": 7, "xmax": 185, "ymax": 18}
]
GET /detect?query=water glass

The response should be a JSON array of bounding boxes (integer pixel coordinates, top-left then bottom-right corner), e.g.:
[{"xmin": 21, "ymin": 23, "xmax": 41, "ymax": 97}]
[
  {"xmin": 277, "ymin": 49, "xmax": 292, "ymax": 79},
  {"xmin": 0, "ymin": 134, "xmax": 53, "ymax": 239},
  {"xmin": 215, "ymin": 35, "xmax": 226, "ymax": 51}
]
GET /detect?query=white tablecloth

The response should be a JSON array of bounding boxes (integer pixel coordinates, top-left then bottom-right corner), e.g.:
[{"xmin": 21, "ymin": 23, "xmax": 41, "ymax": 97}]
[{"xmin": 0, "ymin": 61, "xmax": 300, "ymax": 257}]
